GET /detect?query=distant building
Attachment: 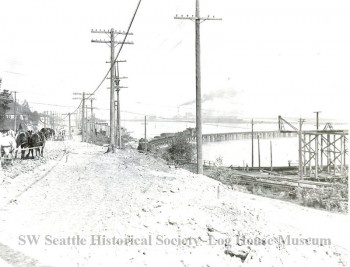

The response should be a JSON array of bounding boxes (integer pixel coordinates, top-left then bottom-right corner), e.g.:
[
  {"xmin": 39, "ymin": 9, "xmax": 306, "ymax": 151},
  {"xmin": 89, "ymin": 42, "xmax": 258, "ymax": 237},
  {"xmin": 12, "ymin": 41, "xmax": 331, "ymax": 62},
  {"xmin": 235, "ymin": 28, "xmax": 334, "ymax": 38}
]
[
  {"xmin": 0, "ymin": 97, "xmax": 33, "ymax": 131},
  {"xmin": 5, "ymin": 102, "xmax": 29, "ymax": 122}
]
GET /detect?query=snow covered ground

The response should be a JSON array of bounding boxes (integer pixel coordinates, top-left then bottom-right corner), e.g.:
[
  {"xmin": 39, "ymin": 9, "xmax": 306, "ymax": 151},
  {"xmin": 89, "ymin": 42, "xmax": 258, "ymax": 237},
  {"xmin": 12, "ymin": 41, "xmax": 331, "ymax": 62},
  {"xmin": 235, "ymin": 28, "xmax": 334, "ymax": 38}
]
[{"xmin": 0, "ymin": 138, "xmax": 348, "ymax": 267}]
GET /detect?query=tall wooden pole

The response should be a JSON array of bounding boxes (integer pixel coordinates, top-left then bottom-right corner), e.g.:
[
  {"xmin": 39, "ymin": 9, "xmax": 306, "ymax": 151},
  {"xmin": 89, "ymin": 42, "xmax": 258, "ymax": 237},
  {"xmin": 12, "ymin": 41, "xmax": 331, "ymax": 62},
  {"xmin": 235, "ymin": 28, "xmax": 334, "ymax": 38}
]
[
  {"xmin": 321, "ymin": 136, "xmax": 324, "ymax": 171},
  {"xmin": 343, "ymin": 136, "xmax": 346, "ymax": 173},
  {"xmin": 340, "ymin": 134, "xmax": 344, "ymax": 175},
  {"xmin": 86, "ymin": 105, "xmax": 89, "ymax": 140},
  {"xmin": 174, "ymin": 0, "xmax": 221, "ymax": 174},
  {"xmin": 49, "ymin": 111, "xmax": 52, "ymax": 128},
  {"xmin": 91, "ymin": 30, "xmax": 132, "ymax": 150},
  {"xmin": 251, "ymin": 119, "xmax": 254, "ymax": 168},
  {"xmin": 333, "ymin": 135, "xmax": 336, "ymax": 175},
  {"xmin": 82, "ymin": 93, "xmax": 85, "ymax": 142},
  {"xmin": 116, "ymin": 63, "xmax": 121, "ymax": 148},
  {"xmin": 299, "ymin": 119, "xmax": 303, "ymax": 179},
  {"xmin": 314, "ymin": 111, "xmax": 320, "ymax": 179},
  {"xmin": 68, "ymin": 113, "xmax": 72, "ymax": 139},
  {"xmin": 114, "ymin": 101, "xmax": 119, "ymax": 147},
  {"xmin": 13, "ymin": 91, "xmax": 17, "ymax": 132},
  {"xmin": 195, "ymin": 0, "xmax": 203, "ymax": 174},
  {"xmin": 270, "ymin": 140, "xmax": 273, "ymax": 171},
  {"xmin": 53, "ymin": 111, "xmax": 55, "ymax": 132},
  {"xmin": 308, "ymin": 135, "xmax": 312, "ymax": 175},
  {"xmin": 257, "ymin": 134, "xmax": 261, "ymax": 170},
  {"xmin": 144, "ymin": 115, "xmax": 147, "ymax": 152},
  {"xmin": 44, "ymin": 111, "xmax": 47, "ymax": 128},
  {"xmin": 110, "ymin": 28, "xmax": 116, "ymax": 150},
  {"xmin": 91, "ymin": 99, "xmax": 94, "ymax": 143}
]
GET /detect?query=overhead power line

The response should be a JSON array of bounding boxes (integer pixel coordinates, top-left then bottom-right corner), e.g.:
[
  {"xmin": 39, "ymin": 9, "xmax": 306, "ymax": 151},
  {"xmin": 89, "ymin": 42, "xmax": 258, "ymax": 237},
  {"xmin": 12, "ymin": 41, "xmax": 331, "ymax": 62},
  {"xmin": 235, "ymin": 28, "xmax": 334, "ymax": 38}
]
[
  {"xmin": 60, "ymin": 0, "xmax": 143, "ymax": 142},
  {"xmin": 85, "ymin": 0, "xmax": 142, "ymax": 102}
]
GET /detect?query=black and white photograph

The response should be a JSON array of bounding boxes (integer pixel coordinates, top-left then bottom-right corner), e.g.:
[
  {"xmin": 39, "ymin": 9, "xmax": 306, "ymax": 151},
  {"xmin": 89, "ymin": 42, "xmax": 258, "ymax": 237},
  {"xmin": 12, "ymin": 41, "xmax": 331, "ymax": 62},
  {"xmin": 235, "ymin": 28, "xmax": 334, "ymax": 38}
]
[{"xmin": 0, "ymin": 0, "xmax": 348, "ymax": 266}]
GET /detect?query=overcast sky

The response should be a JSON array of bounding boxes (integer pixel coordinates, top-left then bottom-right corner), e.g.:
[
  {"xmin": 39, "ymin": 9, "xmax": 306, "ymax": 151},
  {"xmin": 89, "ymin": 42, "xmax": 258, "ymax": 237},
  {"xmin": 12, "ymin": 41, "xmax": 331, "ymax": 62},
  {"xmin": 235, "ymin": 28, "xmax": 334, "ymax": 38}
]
[{"xmin": 0, "ymin": 0, "xmax": 349, "ymax": 122}]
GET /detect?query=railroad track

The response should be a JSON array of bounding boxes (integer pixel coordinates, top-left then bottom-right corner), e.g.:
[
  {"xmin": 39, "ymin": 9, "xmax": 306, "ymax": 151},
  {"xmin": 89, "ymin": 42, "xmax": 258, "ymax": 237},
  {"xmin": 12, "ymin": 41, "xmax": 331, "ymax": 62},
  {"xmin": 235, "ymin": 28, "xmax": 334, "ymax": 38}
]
[
  {"xmin": 173, "ymin": 162, "xmax": 338, "ymax": 191},
  {"xmin": 225, "ymin": 171, "xmax": 334, "ymax": 191}
]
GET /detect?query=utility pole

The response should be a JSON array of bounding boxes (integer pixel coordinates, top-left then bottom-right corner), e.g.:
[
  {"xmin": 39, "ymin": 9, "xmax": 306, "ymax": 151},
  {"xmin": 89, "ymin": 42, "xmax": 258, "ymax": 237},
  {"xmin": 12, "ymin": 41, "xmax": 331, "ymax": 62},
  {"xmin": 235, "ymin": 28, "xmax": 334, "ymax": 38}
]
[
  {"xmin": 49, "ymin": 111, "xmax": 51, "ymax": 128},
  {"xmin": 91, "ymin": 29, "xmax": 133, "ymax": 151},
  {"xmin": 270, "ymin": 141, "xmax": 273, "ymax": 171},
  {"xmin": 314, "ymin": 111, "xmax": 321, "ymax": 130},
  {"xmin": 314, "ymin": 111, "xmax": 321, "ymax": 180},
  {"xmin": 144, "ymin": 115, "xmax": 147, "ymax": 152},
  {"xmin": 251, "ymin": 119, "xmax": 254, "ymax": 168},
  {"xmin": 52, "ymin": 111, "xmax": 55, "ymax": 132},
  {"xmin": 91, "ymin": 98, "xmax": 95, "ymax": 144},
  {"xmin": 115, "ymin": 60, "xmax": 128, "ymax": 148},
  {"xmin": 43, "ymin": 111, "xmax": 47, "ymax": 128},
  {"xmin": 86, "ymin": 104, "xmax": 89, "ymax": 141},
  {"xmin": 68, "ymin": 113, "xmax": 72, "ymax": 139},
  {"xmin": 63, "ymin": 112, "xmax": 76, "ymax": 140},
  {"xmin": 114, "ymin": 100, "xmax": 118, "ymax": 146},
  {"xmin": 46, "ymin": 111, "xmax": 49, "ymax": 128},
  {"xmin": 81, "ymin": 94, "xmax": 85, "ymax": 142},
  {"xmin": 73, "ymin": 92, "xmax": 93, "ymax": 142},
  {"xmin": 257, "ymin": 134, "xmax": 261, "ymax": 170},
  {"xmin": 299, "ymin": 118, "xmax": 305, "ymax": 179},
  {"xmin": 12, "ymin": 91, "xmax": 18, "ymax": 132},
  {"xmin": 175, "ymin": 0, "xmax": 222, "ymax": 174},
  {"xmin": 109, "ymin": 29, "xmax": 115, "ymax": 149}
]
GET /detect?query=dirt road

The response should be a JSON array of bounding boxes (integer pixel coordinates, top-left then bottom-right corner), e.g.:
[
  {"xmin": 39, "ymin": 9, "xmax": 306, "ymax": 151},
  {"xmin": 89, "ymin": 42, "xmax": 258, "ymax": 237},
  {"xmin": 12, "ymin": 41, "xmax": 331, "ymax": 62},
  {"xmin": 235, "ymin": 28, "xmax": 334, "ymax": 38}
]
[{"xmin": 0, "ymin": 140, "xmax": 348, "ymax": 266}]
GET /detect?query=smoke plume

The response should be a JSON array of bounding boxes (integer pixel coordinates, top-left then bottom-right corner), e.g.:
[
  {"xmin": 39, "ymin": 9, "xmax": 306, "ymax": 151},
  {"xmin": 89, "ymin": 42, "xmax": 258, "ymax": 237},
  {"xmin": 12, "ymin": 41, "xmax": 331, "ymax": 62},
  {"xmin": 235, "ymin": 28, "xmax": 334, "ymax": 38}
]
[{"xmin": 179, "ymin": 88, "xmax": 238, "ymax": 107}]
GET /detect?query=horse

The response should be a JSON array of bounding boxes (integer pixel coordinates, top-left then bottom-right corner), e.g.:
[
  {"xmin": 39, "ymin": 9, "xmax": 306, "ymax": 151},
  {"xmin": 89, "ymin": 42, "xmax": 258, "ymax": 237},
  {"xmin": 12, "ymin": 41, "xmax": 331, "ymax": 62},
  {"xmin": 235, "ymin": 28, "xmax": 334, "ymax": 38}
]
[
  {"xmin": 38, "ymin": 131, "xmax": 46, "ymax": 156},
  {"xmin": 15, "ymin": 132, "xmax": 29, "ymax": 159},
  {"xmin": 40, "ymin": 128, "xmax": 53, "ymax": 140},
  {"xmin": 27, "ymin": 132, "xmax": 45, "ymax": 158},
  {"xmin": 0, "ymin": 135, "xmax": 17, "ymax": 164},
  {"xmin": 40, "ymin": 128, "xmax": 48, "ymax": 138}
]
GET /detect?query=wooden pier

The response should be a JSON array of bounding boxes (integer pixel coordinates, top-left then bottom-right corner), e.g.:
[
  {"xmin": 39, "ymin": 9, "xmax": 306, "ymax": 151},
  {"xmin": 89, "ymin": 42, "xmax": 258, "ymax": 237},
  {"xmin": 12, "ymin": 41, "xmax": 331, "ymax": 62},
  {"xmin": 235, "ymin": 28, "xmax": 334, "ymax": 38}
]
[{"xmin": 149, "ymin": 130, "xmax": 296, "ymax": 149}]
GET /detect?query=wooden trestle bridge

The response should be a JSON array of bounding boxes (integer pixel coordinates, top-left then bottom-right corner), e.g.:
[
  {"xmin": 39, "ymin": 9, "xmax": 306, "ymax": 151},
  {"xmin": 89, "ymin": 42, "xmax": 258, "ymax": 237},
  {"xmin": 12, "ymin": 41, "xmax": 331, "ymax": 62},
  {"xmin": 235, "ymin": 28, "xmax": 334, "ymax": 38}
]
[{"xmin": 148, "ymin": 130, "xmax": 296, "ymax": 149}]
